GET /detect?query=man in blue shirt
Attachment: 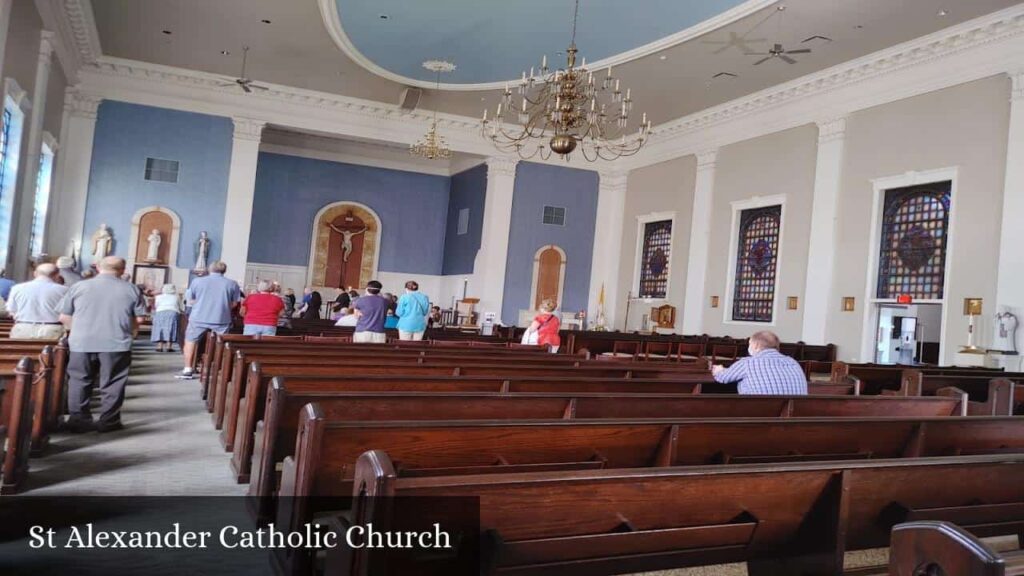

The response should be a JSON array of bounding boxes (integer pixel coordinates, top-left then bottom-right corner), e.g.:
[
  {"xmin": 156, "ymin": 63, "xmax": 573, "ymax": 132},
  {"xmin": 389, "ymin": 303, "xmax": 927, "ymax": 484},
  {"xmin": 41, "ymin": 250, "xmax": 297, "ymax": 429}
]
[
  {"xmin": 352, "ymin": 280, "xmax": 388, "ymax": 344},
  {"xmin": 0, "ymin": 270, "xmax": 16, "ymax": 301},
  {"xmin": 177, "ymin": 261, "xmax": 241, "ymax": 379},
  {"xmin": 711, "ymin": 330, "xmax": 807, "ymax": 395}
]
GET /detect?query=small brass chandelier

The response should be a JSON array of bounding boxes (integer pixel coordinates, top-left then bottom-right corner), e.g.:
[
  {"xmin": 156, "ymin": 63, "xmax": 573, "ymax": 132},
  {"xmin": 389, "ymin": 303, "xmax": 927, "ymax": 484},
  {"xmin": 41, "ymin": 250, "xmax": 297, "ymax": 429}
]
[
  {"xmin": 411, "ymin": 60, "xmax": 455, "ymax": 161},
  {"xmin": 481, "ymin": 0, "xmax": 651, "ymax": 162}
]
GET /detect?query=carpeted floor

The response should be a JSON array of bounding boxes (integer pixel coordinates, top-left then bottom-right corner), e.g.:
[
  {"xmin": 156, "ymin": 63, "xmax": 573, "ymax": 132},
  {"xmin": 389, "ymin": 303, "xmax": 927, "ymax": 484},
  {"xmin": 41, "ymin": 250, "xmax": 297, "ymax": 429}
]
[{"xmin": 23, "ymin": 340, "xmax": 246, "ymax": 496}]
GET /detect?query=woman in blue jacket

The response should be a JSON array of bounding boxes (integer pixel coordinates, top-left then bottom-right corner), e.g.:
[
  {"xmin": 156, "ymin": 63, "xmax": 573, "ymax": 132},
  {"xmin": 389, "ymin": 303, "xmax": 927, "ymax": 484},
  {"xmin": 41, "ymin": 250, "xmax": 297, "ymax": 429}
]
[{"xmin": 395, "ymin": 281, "xmax": 431, "ymax": 340}]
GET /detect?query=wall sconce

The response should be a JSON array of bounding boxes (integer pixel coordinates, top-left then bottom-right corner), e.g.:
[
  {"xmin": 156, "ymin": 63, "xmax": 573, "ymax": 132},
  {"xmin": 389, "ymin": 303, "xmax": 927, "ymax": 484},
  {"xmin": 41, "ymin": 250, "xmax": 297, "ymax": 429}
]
[
  {"xmin": 710, "ymin": 296, "xmax": 719, "ymax": 308},
  {"xmin": 787, "ymin": 296, "xmax": 799, "ymax": 310},
  {"xmin": 842, "ymin": 297, "xmax": 856, "ymax": 312},
  {"xmin": 963, "ymin": 298, "xmax": 983, "ymax": 316}
]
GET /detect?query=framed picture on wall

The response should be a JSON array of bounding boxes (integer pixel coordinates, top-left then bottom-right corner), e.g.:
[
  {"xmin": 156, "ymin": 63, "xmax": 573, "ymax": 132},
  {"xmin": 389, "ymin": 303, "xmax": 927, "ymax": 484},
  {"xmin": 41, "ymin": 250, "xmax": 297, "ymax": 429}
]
[{"xmin": 133, "ymin": 264, "xmax": 168, "ymax": 295}]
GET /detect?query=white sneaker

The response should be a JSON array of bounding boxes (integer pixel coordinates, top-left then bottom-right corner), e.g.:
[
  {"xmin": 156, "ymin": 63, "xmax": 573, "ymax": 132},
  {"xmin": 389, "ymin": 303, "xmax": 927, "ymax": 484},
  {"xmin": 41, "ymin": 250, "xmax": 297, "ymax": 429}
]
[{"xmin": 174, "ymin": 368, "xmax": 196, "ymax": 380}]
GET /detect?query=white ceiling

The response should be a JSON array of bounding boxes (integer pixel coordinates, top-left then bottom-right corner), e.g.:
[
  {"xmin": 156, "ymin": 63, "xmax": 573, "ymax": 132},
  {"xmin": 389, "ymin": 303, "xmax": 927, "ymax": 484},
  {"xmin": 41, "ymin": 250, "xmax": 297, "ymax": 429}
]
[{"xmin": 90, "ymin": 0, "xmax": 1021, "ymax": 126}]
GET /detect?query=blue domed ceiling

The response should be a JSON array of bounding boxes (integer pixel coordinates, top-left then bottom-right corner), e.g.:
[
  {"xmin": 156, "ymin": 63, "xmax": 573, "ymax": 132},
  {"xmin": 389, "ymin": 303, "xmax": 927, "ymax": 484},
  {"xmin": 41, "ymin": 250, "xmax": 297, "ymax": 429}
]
[{"xmin": 329, "ymin": 0, "xmax": 759, "ymax": 87}]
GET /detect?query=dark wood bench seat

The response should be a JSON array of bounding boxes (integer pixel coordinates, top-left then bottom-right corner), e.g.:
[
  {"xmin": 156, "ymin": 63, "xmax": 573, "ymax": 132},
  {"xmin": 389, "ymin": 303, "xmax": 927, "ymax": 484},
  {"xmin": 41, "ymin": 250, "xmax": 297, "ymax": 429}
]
[
  {"xmin": 305, "ymin": 452, "xmax": 1024, "ymax": 576},
  {"xmin": 0, "ymin": 358, "xmax": 38, "ymax": 494},
  {"xmin": 889, "ymin": 521, "xmax": 1024, "ymax": 575}
]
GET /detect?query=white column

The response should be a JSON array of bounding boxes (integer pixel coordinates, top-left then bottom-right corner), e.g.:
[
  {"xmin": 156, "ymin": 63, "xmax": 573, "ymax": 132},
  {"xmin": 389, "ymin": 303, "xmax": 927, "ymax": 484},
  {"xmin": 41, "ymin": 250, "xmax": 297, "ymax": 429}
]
[
  {"xmin": 588, "ymin": 169, "xmax": 628, "ymax": 328},
  {"xmin": 11, "ymin": 31, "xmax": 55, "ymax": 277},
  {"xmin": 681, "ymin": 150, "xmax": 718, "ymax": 334},
  {"xmin": 801, "ymin": 117, "xmax": 848, "ymax": 344},
  {"xmin": 0, "ymin": 0, "xmax": 13, "ymax": 85},
  {"xmin": 996, "ymin": 72, "xmax": 1024, "ymax": 357},
  {"xmin": 46, "ymin": 88, "xmax": 100, "ymax": 267},
  {"xmin": 219, "ymin": 117, "xmax": 265, "ymax": 277},
  {"xmin": 472, "ymin": 156, "xmax": 518, "ymax": 324}
]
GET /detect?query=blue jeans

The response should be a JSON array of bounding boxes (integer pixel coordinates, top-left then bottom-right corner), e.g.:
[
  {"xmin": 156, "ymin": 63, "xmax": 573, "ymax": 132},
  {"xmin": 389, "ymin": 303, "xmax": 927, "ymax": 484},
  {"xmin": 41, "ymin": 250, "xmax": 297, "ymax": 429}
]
[{"xmin": 243, "ymin": 324, "xmax": 277, "ymax": 337}]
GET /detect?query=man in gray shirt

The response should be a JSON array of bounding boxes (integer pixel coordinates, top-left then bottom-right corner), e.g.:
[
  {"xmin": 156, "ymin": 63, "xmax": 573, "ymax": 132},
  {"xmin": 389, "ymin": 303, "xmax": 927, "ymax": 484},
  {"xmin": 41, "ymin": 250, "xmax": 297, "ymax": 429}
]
[
  {"xmin": 58, "ymin": 256, "xmax": 147, "ymax": 432},
  {"xmin": 178, "ymin": 260, "xmax": 241, "ymax": 380},
  {"xmin": 56, "ymin": 256, "xmax": 83, "ymax": 286}
]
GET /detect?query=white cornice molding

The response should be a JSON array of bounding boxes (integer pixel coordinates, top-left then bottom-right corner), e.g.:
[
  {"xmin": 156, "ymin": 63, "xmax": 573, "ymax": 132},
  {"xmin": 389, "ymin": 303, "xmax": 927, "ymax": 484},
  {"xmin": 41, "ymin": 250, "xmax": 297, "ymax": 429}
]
[
  {"xmin": 59, "ymin": 0, "xmax": 100, "ymax": 64},
  {"xmin": 696, "ymin": 149, "xmax": 718, "ymax": 171},
  {"xmin": 625, "ymin": 3, "xmax": 1024, "ymax": 170},
  {"xmin": 63, "ymin": 87, "xmax": 100, "ymax": 119},
  {"xmin": 232, "ymin": 117, "xmax": 266, "ymax": 142},
  {"xmin": 317, "ymin": 0, "xmax": 776, "ymax": 91}
]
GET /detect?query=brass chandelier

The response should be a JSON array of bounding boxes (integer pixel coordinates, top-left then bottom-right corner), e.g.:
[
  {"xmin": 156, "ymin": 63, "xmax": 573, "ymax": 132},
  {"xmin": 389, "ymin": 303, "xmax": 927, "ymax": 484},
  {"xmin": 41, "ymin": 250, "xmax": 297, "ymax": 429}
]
[
  {"xmin": 411, "ymin": 60, "xmax": 455, "ymax": 161},
  {"xmin": 481, "ymin": 0, "xmax": 651, "ymax": 162}
]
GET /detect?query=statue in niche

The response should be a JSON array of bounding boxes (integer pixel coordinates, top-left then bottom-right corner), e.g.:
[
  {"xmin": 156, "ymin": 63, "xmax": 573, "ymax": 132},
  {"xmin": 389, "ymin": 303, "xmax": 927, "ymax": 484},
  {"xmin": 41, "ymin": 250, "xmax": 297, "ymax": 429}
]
[
  {"xmin": 194, "ymin": 231, "xmax": 210, "ymax": 272},
  {"xmin": 92, "ymin": 223, "xmax": 113, "ymax": 260},
  {"xmin": 145, "ymin": 229, "xmax": 162, "ymax": 262},
  {"xmin": 324, "ymin": 221, "xmax": 367, "ymax": 263}
]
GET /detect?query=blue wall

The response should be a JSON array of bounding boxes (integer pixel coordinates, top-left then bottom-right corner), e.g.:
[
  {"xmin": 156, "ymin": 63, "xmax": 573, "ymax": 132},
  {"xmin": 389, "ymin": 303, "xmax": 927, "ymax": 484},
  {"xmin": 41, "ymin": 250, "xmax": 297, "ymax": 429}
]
[
  {"xmin": 501, "ymin": 162, "xmax": 599, "ymax": 324},
  {"xmin": 442, "ymin": 164, "xmax": 487, "ymax": 275},
  {"xmin": 83, "ymin": 101, "xmax": 233, "ymax": 268},
  {"xmin": 248, "ymin": 152, "xmax": 451, "ymax": 275}
]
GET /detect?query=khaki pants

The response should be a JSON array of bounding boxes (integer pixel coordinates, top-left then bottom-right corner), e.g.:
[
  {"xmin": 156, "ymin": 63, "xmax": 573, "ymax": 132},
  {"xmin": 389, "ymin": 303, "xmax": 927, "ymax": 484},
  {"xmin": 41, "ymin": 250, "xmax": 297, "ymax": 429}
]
[
  {"xmin": 352, "ymin": 331, "xmax": 387, "ymax": 344},
  {"xmin": 398, "ymin": 330, "xmax": 425, "ymax": 341},
  {"xmin": 11, "ymin": 323, "xmax": 65, "ymax": 340}
]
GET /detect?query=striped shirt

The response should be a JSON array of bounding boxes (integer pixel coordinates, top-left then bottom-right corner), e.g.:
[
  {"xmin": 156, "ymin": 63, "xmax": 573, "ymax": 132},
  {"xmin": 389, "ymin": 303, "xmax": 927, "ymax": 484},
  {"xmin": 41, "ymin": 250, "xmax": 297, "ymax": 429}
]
[{"xmin": 713, "ymin": 349, "xmax": 807, "ymax": 395}]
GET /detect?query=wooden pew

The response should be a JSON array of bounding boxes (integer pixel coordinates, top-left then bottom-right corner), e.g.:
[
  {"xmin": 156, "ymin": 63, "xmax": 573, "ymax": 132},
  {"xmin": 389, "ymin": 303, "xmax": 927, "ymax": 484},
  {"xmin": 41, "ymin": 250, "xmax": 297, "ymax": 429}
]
[
  {"xmin": 243, "ymin": 384, "xmax": 959, "ymax": 503},
  {"xmin": 915, "ymin": 374, "xmax": 1020, "ymax": 415},
  {"xmin": 212, "ymin": 351, "xmax": 712, "ymax": 434},
  {"xmin": 0, "ymin": 358, "xmax": 37, "ymax": 494},
  {"xmin": 0, "ymin": 349, "xmax": 55, "ymax": 455},
  {"xmin": 307, "ymin": 452, "xmax": 1024, "ymax": 576},
  {"xmin": 831, "ymin": 362, "xmax": 1015, "ymax": 395},
  {"xmin": 888, "ymin": 521, "xmax": 1024, "ymax": 575}
]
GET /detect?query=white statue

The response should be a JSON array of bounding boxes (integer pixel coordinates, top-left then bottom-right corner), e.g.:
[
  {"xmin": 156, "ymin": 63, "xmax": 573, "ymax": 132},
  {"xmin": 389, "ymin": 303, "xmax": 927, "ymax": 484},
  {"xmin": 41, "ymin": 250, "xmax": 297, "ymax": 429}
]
[
  {"xmin": 194, "ymin": 231, "xmax": 210, "ymax": 272},
  {"xmin": 92, "ymin": 223, "xmax": 113, "ymax": 260},
  {"xmin": 325, "ymin": 223, "xmax": 367, "ymax": 263},
  {"xmin": 145, "ymin": 229, "xmax": 162, "ymax": 262}
]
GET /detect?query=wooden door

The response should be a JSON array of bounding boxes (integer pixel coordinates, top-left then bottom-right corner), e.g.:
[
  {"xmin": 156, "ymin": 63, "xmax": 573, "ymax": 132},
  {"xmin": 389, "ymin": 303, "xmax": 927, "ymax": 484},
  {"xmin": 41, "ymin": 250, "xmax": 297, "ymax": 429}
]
[{"xmin": 534, "ymin": 246, "xmax": 564, "ymax": 310}]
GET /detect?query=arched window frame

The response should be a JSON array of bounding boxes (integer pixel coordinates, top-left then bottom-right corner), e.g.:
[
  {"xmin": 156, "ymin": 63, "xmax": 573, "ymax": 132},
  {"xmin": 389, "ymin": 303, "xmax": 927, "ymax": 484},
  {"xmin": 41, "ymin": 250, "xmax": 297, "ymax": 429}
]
[{"xmin": 724, "ymin": 195, "xmax": 787, "ymax": 326}]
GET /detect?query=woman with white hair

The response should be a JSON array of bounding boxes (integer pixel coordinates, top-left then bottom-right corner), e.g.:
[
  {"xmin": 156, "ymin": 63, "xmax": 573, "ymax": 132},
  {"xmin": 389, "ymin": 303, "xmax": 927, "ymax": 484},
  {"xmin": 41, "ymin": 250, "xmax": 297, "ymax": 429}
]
[
  {"xmin": 151, "ymin": 284, "xmax": 182, "ymax": 352},
  {"xmin": 240, "ymin": 279, "xmax": 285, "ymax": 337}
]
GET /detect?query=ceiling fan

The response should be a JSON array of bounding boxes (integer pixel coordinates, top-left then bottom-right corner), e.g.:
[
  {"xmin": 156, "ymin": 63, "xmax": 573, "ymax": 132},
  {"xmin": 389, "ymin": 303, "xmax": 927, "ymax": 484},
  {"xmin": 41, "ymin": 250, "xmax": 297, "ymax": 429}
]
[
  {"xmin": 749, "ymin": 42, "xmax": 811, "ymax": 65},
  {"xmin": 218, "ymin": 46, "xmax": 268, "ymax": 93},
  {"xmin": 746, "ymin": 5, "xmax": 812, "ymax": 65}
]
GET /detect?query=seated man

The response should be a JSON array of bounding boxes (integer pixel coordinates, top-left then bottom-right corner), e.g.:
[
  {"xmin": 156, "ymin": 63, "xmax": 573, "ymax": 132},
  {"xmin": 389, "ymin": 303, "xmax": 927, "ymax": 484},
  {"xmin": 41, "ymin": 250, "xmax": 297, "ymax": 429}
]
[{"xmin": 711, "ymin": 330, "xmax": 807, "ymax": 395}]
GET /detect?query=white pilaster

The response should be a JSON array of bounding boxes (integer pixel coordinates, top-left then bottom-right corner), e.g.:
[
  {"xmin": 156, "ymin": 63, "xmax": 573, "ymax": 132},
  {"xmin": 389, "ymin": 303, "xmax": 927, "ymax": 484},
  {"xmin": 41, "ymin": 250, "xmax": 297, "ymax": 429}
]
[
  {"xmin": 11, "ymin": 31, "xmax": 56, "ymax": 277},
  {"xmin": 681, "ymin": 150, "xmax": 717, "ymax": 334},
  {"xmin": 0, "ymin": 0, "xmax": 12, "ymax": 85},
  {"xmin": 588, "ymin": 169, "xmax": 628, "ymax": 328},
  {"xmin": 219, "ymin": 117, "xmax": 265, "ymax": 277},
  {"xmin": 472, "ymin": 156, "xmax": 518, "ymax": 324},
  {"xmin": 46, "ymin": 88, "xmax": 99, "ymax": 267},
  {"xmin": 801, "ymin": 117, "xmax": 848, "ymax": 344},
  {"xmin": 995, "ymin": 72, "xmax": 1024, "ymax": 356}
]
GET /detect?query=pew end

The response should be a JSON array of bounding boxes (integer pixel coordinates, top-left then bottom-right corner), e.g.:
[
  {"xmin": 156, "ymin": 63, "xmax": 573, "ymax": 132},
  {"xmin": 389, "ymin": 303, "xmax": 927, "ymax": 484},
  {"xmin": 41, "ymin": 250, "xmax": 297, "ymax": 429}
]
[{"xmin": 889, "ymin": 521, "xmax": 1024, "ymax": 576}]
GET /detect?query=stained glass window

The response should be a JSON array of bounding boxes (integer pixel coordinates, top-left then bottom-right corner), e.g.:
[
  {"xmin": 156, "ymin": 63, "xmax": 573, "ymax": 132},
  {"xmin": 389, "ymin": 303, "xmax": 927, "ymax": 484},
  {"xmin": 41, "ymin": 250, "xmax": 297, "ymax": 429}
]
[
  {"xmin": 732, "ymin": 205, "xmax": 782, "ymax": 323},
  {"xmin": 638, "ymin": 220, "xmax": 672, "ymax": 299},
  {"xmin": 876, "ymin": 182, "xmax": 951, "ymax": 300},
  {"xmin": 0, "ymin": 108, "xmax": 10, "ymax": 193}
]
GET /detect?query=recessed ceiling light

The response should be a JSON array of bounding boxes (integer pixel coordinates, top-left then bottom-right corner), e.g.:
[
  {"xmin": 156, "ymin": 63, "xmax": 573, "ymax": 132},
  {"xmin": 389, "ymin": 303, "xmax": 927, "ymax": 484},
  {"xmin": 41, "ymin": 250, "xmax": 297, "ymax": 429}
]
[
  {"xmin": 220, "ymin": 50, "xmax": 230, "ymax": 55},
  {"xmin": 379, "ymin": 14, "xmax": 389, "ymax": 20},
  {"xmin": 261, "ymin": 19, "xmax": 272, "ymax": 24},
  {"xmin": 938, "ymin": 9, "xmax": 949, "ymax": 17},
  {"xmin": 161, "ymin": 30, "xmax": 172, "ymax": 35},
  {"xmin": 777, "ymin": 5, "xmax": 786, "ymax": 11},
  {"xmin": 854, "ymin": 24, "xmax": 864, "ymax": 29},
  {"xmin": 659, "ymin": 55, "xmax": 668, "ymax": 61}
]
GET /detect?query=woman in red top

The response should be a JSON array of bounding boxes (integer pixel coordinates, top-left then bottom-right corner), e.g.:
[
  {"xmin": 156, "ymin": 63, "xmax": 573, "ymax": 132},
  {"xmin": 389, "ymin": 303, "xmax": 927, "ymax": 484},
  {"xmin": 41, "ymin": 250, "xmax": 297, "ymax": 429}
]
[
  {"xmin": 529, "ymin": 299, "xmax": 561, "ymax": 353},
  {"xmin": 240, "ymin": 280, "xmax": 285, "ymax": 336}
]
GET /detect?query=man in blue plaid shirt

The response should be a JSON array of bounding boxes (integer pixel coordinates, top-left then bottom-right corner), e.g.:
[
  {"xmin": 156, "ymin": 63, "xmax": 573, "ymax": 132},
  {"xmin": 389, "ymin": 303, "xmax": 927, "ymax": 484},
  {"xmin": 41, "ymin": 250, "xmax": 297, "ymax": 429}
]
[{"xmin": 711, "ymin": 331, "xmax": 807, "ymax": 395}]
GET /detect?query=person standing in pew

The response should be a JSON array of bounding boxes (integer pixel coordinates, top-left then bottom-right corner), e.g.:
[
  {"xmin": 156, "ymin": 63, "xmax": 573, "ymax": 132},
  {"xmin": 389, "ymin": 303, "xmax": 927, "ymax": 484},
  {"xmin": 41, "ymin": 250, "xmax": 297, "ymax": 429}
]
[
  {"xmin": 711, "ymin": 330, "xmax": 807, "ymax": 395},
  {"xmin": 177, "ymin": 261, "xmax": 241, "ymax": 380},
  {"xmin": 352, "ymin": 280, "xmax": 388, "ymax": 343},
  {"xmin": 7, "ymin": 263, "xmax": 68, "ymax": 339},
  {"xmin": 58, "ymin": 256, "xmax": 148, "ymax": 432},
  {"xmin": 56, "ymin": 256, "xmax": 83, "ymax": 287},
  {"xmin": 396, "ymin": 281, "xmax": 430, "ymax": 340},
  {"xmin": 240, "ymin": 280, "xmax": 285, "ymax": 336}
]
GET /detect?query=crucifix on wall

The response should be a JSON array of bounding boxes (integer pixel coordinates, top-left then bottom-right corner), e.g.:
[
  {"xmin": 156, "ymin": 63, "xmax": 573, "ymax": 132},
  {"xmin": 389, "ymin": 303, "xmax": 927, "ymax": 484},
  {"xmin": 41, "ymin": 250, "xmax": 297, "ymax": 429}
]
[{"xmin": 323, "ymin": 211, "xmax": 367, "ymax": 288}]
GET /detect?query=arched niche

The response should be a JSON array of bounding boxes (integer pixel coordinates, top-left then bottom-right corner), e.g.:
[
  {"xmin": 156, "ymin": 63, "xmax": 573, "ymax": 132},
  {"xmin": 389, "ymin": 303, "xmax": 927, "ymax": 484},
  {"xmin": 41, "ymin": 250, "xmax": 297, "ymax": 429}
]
[
  {"xmin": 308, "ymin": 201, "xmax": 381, "ymax": 290},
  {"xmin": 127, "ymin": 206, "xmax": 181, "ymax": 269},
  {"xmin": 530, "ymin": 245, "xmax": 566, "ymax": 311}
]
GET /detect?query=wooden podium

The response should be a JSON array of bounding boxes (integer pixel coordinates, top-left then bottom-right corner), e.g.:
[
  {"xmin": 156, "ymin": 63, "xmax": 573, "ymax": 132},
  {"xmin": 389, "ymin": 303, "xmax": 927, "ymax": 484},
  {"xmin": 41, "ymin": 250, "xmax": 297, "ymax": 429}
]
[{"xmin": 456, "ymin": 298, "xmax": 479, "ymax": 326}]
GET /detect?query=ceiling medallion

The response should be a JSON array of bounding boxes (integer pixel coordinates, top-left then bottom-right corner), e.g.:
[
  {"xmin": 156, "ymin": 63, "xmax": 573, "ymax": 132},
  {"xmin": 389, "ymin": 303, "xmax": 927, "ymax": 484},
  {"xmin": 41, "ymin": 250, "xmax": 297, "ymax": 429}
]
[
  {"xmin": 481, "ymin": 0, "xmax": 651, "ymax": 162},
  {"xmin": 410, "ymin": 60, "xmax": 455, "ymax": 161}
]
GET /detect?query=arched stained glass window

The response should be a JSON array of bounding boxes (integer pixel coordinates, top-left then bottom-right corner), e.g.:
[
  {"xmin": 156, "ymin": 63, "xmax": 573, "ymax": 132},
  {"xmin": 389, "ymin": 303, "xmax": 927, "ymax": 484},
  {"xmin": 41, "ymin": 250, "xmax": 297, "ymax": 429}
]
[
  {"xmin": 876, "ymin": 182, "xmax": 951, "ymax": 300},
  {"xmin": 638, "ymin": 220, "xmax": 672, "ymax": 299},
  {"xmin": 732, "ymin": 205, "xmax": 782, "ymax": 323}
]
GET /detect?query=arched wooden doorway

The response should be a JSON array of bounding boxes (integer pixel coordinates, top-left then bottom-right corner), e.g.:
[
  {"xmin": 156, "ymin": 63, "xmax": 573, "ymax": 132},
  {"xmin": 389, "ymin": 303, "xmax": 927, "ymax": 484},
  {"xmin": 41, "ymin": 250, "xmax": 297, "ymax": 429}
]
[{"xmin": 531, "ymin": 245, "xmax": 566, "ymax": 310}]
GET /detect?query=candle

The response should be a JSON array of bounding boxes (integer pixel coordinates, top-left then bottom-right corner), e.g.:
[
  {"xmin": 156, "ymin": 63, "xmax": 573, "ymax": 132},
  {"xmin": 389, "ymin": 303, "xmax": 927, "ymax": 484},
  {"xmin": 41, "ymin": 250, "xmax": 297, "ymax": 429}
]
[
  {"xmin": 542, "ymin": 54, "xmax": 547, "ymax": 69},
  {"xmin": 626, "ymin": 88, "xmax": 631, "ymax": 100},
  {"xmin": 581, "ymin": 57, "xmax": 586, "ymax": 68},
  {"xmin": 483, "ymin": 108, "xmax": 488, "ymax": 122},
  {"xmin": 607, "ymin": 66, "xmax": 612, "ymax": 77},
  {"xmin": 642, "ymin": 112, "xmax": 647, "ymax": 124},
  {"xmin": 529, "ymin": 66, "xmax": 534, "ymax": 79},
  {"xmin": 522, "ymin": 98, "xmax": 527, "ymax": 112},
  {"xmin": 497, "ymin": 102, "xmax": 503, "ymax": 116},
  {"xmin": 591, "ymin": 98, "xmax": 596, "ymax": 112},
  {"xmin": 615, "ymin": 79, "xmax": 620, "ymax": 92}
]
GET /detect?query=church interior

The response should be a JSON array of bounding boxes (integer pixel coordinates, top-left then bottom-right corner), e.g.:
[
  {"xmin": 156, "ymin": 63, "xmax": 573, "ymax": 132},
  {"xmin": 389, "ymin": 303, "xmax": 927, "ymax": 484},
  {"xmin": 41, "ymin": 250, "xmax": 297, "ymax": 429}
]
[{"xmin": 2, "ymin": 0, "xmax": 1024, "ymax": 574}]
